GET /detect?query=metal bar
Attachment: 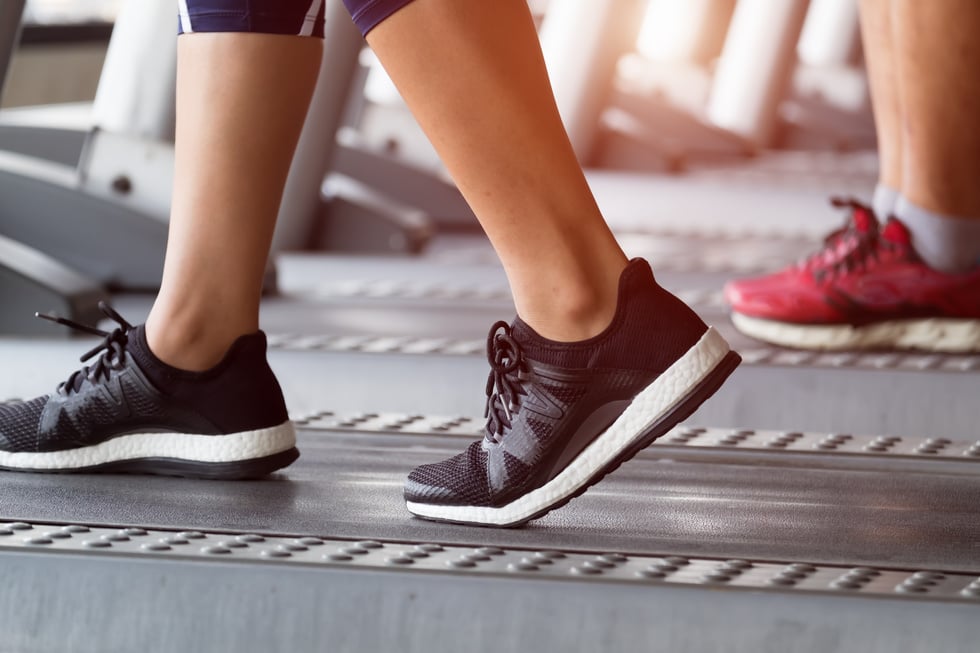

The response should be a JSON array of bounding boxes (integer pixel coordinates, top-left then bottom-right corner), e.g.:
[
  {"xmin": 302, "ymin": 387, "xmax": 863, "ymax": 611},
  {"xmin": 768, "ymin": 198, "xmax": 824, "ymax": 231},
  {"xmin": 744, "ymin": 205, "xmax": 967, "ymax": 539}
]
[
  {"xmin": 1, "ymin": 520, "xmax": 977, "ymax": 603},
  {"xmin": 538, "ymin": 0, "xmax": 649, "ymax": 162},
  {"xmin": 797, "ymin": 0, "xmax": 861, "ymax": 66},
  {"xmin": 295, "ymin": 412, "xmax": 980, "ymax": 464},
  {"xmin": 91, "ymin": 0, "xmax": 177, "ymax": 141},
  {"xmin": 706, "ymin": 0, "xmax": 811, "ymax": 145},
  {"xmin": 273, "ymin": 0, "xmax": 363, "ymax": 253},
  {"xmin": 0, "ymin": 0, "xmax": 26, "ymax": 107},
  {"xmin": 2, "ymin": 541, "xmax": 977, "ymax": 653}
]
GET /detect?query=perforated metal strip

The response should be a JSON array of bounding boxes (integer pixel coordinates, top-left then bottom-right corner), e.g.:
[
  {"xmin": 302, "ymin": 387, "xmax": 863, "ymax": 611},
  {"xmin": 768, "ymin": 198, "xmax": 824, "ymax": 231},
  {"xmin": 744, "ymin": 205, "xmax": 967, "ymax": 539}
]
[
  {"xmin": 286, "ymin": 281, "xmax": 723, "ymax": 308},
  {"xmin": 267, "ymin": 331, "xmax": 980, "ymax": 372},
  {"xmin": 0, "ymin": 520, "xmax": 975, "ymax": 603},
  {"xmin": 292, "ymin": 411, "xmax": 980, "ymax": 461}
]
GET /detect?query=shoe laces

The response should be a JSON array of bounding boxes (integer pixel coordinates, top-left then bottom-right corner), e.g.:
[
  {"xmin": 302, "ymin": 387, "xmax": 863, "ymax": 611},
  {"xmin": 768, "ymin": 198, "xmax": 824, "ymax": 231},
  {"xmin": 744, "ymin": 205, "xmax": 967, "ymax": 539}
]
[
  {"xmin": 802, "ymin": 197, "xmax": 885, "ymax": 281},
  {"xmin": 35, "ymin": 302, "xmax": 135, "ymax": 395},
  {"xmin": 483, "ymin": 321, "xmax": 528, "ymax": 442}
]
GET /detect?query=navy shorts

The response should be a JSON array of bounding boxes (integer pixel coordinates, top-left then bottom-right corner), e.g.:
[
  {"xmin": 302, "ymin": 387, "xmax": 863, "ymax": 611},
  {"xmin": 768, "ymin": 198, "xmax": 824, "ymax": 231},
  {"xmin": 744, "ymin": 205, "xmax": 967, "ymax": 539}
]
[{"xmin": 177, "ymin": 0, "xmax": 418, "ymax": 38}]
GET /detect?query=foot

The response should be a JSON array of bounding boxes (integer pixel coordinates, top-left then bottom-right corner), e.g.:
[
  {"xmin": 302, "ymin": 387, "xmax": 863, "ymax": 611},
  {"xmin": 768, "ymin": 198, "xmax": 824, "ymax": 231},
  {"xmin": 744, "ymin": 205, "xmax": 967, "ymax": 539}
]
[
  {"xmin": 724, "ymin": 198, "xmax": 980, "ymax": 352},
  {"xmin": 0, "ymin": 304, "xmax": 298, "ymax": 478},
  {"xmin": 404, "ymin": 259, "xmax": 740, "ymax": 527}
]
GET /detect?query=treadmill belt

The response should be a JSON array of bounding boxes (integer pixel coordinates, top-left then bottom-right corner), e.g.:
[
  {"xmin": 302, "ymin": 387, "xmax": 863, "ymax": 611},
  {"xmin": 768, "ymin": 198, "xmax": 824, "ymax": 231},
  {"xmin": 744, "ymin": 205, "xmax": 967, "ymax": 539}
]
[{"xmin": 2, "ymin": 427, "xmax": 978, "ymax": 573}]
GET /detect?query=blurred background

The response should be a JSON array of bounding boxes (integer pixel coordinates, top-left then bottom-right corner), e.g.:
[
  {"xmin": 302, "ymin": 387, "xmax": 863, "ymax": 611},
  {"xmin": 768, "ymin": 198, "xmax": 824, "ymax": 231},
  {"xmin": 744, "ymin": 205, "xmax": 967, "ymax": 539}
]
[{"xmin": 3, "ymin": 0, "xmax": 876, "ymax": 177}]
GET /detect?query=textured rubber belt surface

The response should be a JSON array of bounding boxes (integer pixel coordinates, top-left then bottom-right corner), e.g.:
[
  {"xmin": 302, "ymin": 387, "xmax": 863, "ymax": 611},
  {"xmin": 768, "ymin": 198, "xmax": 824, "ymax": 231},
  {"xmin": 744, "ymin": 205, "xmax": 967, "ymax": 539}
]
[{"xmin": 1, "ymin": 520, "xmax": 976, "ymax": 603}]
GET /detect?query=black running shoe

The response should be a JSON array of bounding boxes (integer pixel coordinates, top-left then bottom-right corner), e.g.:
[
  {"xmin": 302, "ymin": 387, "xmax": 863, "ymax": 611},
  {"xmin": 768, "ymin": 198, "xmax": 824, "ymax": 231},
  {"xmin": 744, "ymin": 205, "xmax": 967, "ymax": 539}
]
[
  {"xmin": 0, "ymin": 304, "xmax": 298, "ymax": 479},
  {"xmin": 404, "ymin": 259, "xmax": 740, "ymax": 527}
]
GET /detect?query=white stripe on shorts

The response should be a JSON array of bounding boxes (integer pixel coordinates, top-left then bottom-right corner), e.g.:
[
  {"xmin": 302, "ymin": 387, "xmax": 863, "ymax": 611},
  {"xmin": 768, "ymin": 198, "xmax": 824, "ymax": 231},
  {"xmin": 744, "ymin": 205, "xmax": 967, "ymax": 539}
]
[
  {"xmin": 298, "ymin": 0, "xmax": 324, "ymax": 36},
  {"xmin": 178, "ymin": 0, "xmax": 194, "ymax": 33}
]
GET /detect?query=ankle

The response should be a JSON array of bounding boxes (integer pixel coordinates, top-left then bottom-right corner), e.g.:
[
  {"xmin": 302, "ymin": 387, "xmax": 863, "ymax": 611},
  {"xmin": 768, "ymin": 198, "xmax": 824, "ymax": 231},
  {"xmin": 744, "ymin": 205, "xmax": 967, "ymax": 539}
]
[
  {"xmin": 513, "ymin": 263, "xmax": 625, "ymax": 342},
  {"xmin": 144, "ymin": 307, "xmax": 256, "ymax": 372}
]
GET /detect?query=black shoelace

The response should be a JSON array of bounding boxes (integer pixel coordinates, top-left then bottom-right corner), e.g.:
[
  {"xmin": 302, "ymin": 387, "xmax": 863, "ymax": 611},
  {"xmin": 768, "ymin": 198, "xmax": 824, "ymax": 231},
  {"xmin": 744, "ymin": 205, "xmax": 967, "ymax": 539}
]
[
  {"xmin": 35, "ymin": 302, "xmax": 134, "ymax": 395},
  {"xmin": 483, "ymin": 321, "xmax": 528, "ymax": 442}
]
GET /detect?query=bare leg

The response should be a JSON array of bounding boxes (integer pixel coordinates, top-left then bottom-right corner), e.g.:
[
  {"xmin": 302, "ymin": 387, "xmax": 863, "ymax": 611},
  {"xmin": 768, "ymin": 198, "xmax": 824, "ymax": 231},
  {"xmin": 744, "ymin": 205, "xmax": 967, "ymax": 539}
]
[
  {"xmin": 858, "ymin": 0, "xmax": 902, "ymax": 200},
  {"xmin": 894, "ymin": 0, "xmax": 980, "ymax": 218},
  {"xmin": 145, "ymin": 34, "xmax": 321, "ymax": 370},
  {"xmin": 366, "ymin": 0, "xmax": 628, "ymax": 342}
]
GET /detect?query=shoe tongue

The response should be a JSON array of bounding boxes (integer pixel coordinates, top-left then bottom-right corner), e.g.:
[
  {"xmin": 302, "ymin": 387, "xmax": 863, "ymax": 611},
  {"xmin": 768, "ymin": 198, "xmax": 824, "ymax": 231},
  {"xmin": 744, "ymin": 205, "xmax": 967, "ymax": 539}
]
[
  {"xmin": 851, "ymin": 205, "xmax": 878, "ymax": 234},
  {"xmin": 127, "ymin": 325, "xmax": 161, "ymax": 377},
  {"xmin": 510, "ymin": 317, "xmax": 553, "ymax": 363},
  {"xmin": 880, "ymin": 217, "xmax": 911, "ymax": 245}
]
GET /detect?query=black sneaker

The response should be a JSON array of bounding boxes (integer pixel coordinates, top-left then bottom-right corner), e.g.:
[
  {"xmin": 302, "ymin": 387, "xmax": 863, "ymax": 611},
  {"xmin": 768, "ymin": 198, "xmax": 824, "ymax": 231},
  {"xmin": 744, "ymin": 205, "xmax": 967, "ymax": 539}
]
[
  {"xmin": 404, "ymin": 259, "xmax": 740, "ymax": 527},
  {"xmin": 0, "ymin": 304, "xmax": 298, "ymax": 479}
]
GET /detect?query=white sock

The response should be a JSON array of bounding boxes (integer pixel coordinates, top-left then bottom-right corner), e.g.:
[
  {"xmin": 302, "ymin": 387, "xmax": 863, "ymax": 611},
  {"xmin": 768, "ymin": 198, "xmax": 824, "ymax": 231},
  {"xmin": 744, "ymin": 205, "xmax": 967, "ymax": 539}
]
[
  {"xmin": 895, "ymin": 197, "xmax": 980, "ymax": 272},
  {"xmin": 872, "ymin": 184, "xmax": 900, "ymax": 219}
]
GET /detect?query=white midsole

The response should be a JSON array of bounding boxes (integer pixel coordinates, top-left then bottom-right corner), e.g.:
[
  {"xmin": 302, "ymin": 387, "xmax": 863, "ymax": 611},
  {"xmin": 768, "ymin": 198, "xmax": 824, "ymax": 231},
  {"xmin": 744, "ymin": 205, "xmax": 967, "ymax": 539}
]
[
  {"xmin": 405, "ymin": 327, "xmax": 732, "ymax": 526},
  {"xmin": 0, "ymin": 422, "xmax": 297, "ymax": 470},
  {"xmin": 731, "ymin": 313, "xmax": 980, "ymax": 353}
]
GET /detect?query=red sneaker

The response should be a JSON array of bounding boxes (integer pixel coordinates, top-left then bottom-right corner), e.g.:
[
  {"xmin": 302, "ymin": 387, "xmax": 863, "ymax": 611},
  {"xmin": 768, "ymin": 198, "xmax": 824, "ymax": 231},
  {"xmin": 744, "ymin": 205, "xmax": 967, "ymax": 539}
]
[{"xmin": 724, "ymin": 198, "xmax": 980, "ymax": 352}]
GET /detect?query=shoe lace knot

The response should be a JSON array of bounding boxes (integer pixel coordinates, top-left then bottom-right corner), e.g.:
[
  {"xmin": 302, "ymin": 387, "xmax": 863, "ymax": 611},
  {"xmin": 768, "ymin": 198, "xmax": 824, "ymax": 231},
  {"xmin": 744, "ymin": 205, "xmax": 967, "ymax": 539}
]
[
  {"xmin": 483, "ymin": 321, "xmax": 528, "ymax": 442},
  {"xmin": 803, "ymin": 197, "xmax": 883, "ymax": 281},
  {"xmin": 35, "ymin": 302, "xmax": 135, "ymax": 395}
]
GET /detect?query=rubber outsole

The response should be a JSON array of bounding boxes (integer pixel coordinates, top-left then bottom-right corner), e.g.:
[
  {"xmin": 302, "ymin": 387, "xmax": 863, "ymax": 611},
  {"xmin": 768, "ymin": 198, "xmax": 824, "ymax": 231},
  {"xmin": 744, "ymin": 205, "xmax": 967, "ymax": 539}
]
[
  {"xmin": 409, "ymin": 348, "xmax": 742, "ymax": 529},
  {"xmin": 731, "ymin": 312, "xmax": 980, "ymax": 353},
  {"xmin": 0, "ymin": 447, "xmax": 300, "ymax": 480}
]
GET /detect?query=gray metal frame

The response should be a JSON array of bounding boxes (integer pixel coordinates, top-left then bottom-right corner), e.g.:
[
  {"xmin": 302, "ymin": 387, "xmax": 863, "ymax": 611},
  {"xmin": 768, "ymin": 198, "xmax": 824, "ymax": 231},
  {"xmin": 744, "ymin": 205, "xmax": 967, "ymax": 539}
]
[
  {"xmin": 0, "ymin": 146, "xmax": 169, "ymax": 289},
  {"xmin": 294, "ymin": 412, "xmax": 980, "ymax": 462},
  {"xmin": 253, "ymin": 344, "xmax": 979, "ymax": 437},
  {"xmin": 0, "ymin": 233, "xmax": 107, "ymax": 335},
  {"xmin": 538, "ymin": 0, "xmax": 650, "ymax": 161},
  {"xmin": 272, "ymin": 0, "xmax": 364, "ymax": 253},
  {"xmin": 706, "ymin": 0, "xmax": 811, "ymax": 145},
  {"xmin": 567, "ymin": 0, "xmax": 811, "ymax": 169},
  {"xmin": 0, "ymin": 0, "xmax": 277, "ymax": 327},
  {"xmin": 0, "ymin": 0, "xmax": 172, "ymax": 313},
  {"xmin": 0, "ymin": 0, "xmax": 24, "ymax": 106},
  {"xmin": 274, "ymin": 1, "xmax": 478, "ymax": 253},
  {"xmin": 1, "ymin": 521, "xmax": 978, "ymax": 652}
]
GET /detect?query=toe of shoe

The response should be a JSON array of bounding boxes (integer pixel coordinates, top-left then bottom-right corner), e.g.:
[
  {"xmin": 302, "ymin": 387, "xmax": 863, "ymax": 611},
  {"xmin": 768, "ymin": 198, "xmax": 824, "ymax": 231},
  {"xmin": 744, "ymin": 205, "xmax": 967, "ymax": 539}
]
[
  {"xmin": 403, "ymin": 465, "xmax": 479, "ymax": 505},
  {"xmin": 0, "ymin": 399, "xmax": 46, "ymax": 453},
  {"xmin": 403, "ymin": 477, "xmax": 461, "ymax": 504}
]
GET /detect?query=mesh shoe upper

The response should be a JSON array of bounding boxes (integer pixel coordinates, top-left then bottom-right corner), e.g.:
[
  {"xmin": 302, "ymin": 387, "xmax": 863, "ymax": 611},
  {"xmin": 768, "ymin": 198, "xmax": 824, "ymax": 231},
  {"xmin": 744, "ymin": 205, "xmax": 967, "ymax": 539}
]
[
  {"xmin": 724, "ymin": 199, "xmax": 980, "ymax": 325},
  {"xmin": 0, "ymin": 398, "xmax": 48, "ymax": 453},
  {"xmin": 0, "ymin": 306, "xmax": 289, "ymax": 454}
]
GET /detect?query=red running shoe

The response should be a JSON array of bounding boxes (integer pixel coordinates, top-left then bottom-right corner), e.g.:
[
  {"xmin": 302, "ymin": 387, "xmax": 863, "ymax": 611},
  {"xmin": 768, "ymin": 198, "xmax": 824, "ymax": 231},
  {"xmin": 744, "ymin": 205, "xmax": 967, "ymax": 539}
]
[{"xmin": 724, "ymin": 198, "xmax": 980, "ymax": 352}]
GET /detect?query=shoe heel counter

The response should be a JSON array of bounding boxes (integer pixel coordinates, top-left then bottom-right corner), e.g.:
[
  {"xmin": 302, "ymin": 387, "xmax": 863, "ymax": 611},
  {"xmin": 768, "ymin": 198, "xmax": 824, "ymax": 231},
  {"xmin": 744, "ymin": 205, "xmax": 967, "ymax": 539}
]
[
  {"xmin": 657, "ymin": 282, "xmax": 709, "ymax": 337},
  {"xmin": 634, "ymin": 259, "xmax": 708, "ymax": 335},
  {"xmin": 192, "ymin": 333, "xmax": 290, "ymax": 433},
  {"xmin": 258, "ymin": 358, "xmax": 290, "ymax": 425},
  {"xmin": 619, "ymin": 274, "xmax": 710, "ymax": 374},
  {"xmin": 232, "ymin": 336, "xmax": 290, "ymax": 429}
]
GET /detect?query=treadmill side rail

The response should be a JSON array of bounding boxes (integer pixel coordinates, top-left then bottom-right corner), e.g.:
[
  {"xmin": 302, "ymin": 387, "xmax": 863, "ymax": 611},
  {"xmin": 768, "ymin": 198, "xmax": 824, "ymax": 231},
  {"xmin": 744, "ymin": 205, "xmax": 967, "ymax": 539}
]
[{"xmin": 0, "ymin": 233, "xmax": 108, "ymax": 335}]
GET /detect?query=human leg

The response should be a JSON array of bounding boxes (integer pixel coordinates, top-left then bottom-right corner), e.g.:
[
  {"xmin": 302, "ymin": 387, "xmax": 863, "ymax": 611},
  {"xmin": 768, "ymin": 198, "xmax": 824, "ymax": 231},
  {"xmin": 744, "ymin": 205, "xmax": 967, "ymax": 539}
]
[
  {"xmin": 891, "ymin": 0, "xmax": 980, "ymax": 272},
  {"xmin": 859, "ymin": 0, "xmax": 902, "ymax": 218},
  {"xmin": 363, "ymin": 0, "xmax": 628, "ymax": 342},
  {"xmin": 0, "ymin": 2, "xmax": 324, "ymax": 477},
  {"xmin": 724, "ymin": 0, "xmax": 980, "ymax": 352},
  {"xmin": 342, "ymin": 0, "xmax": 739, "ymax": 525},
  {"xmin": 146, "ymin": 31, "xmax": 322, "ymax": 370}
]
